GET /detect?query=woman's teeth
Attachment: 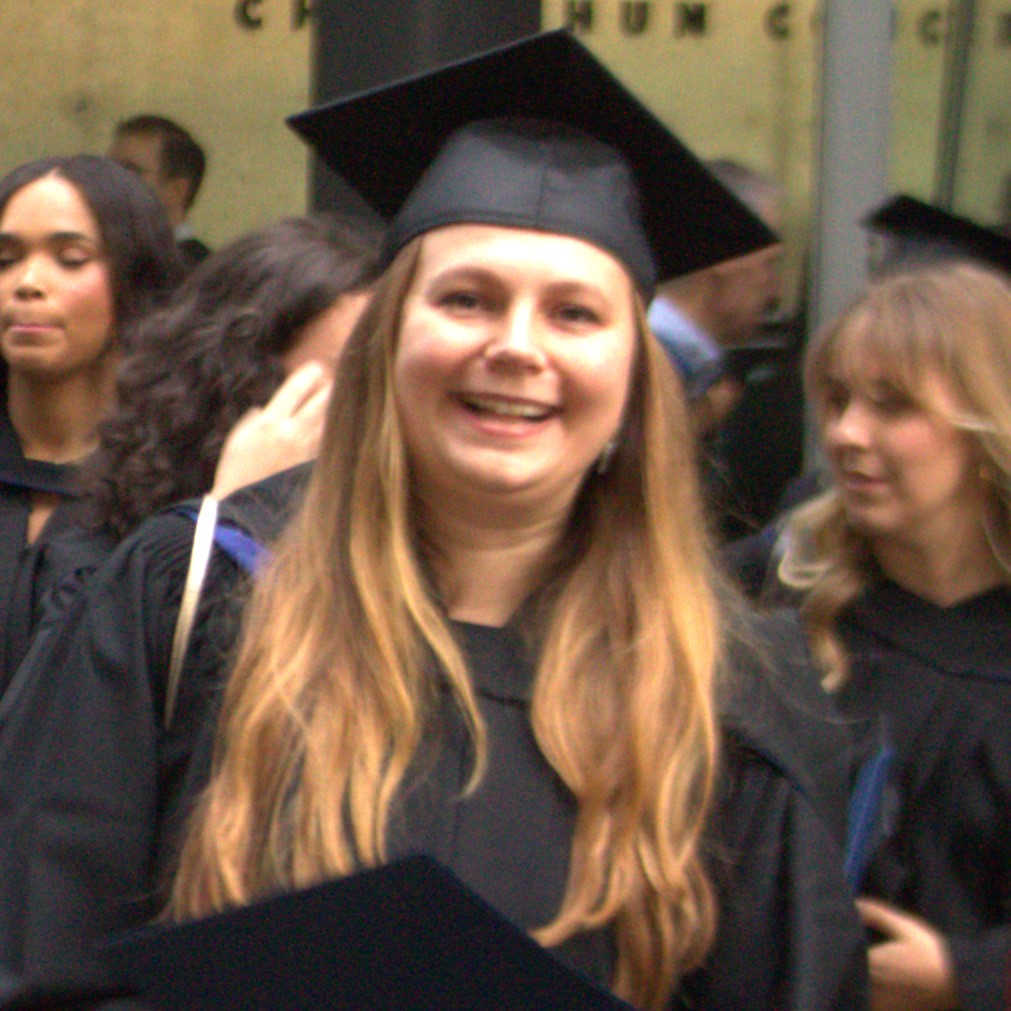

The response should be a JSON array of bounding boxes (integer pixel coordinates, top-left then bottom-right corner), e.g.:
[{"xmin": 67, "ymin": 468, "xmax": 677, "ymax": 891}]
[{"xmin": 463, "ymin": 396, "xmax": 550, "ymax": 419}]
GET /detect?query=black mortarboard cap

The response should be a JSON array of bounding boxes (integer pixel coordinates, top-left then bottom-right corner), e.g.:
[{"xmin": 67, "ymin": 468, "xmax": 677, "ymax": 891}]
[
  {"xmin": 104, "ymin": 855, "xmax": 634, "ymax": 1010},
  {"xmin": 864, "ymin": 194, "xmax": 1011, "ymax": 276},
  {"xmin": 288, "ymin": 30, "xmax": 777, "ymax": 293}
]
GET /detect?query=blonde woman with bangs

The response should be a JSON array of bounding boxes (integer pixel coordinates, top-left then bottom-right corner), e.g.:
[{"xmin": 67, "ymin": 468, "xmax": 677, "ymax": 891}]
[
  {"xmin": 779, "ymin": 262, "xmax": 1011, "ymax": 1011},
  {"xmin": 164, "ymin": 31, "xmax": 867, "ymax": 1011}
]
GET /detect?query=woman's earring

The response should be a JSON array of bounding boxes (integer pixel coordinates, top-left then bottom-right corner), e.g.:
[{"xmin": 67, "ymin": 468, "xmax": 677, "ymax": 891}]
[{"xmin": 596, "ymin": 438, "xmax": 618, "ymax": 475}]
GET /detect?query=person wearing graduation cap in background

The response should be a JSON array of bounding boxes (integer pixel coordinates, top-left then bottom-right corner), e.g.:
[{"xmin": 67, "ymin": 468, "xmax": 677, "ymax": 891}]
[
  {"xmin": 647, "ymin": 158, "xmax": 785, "ymax": 435},
  {"xmin": 763, "ymin": 260, "xmax": 1011, "ymax": 1010},
  {"xmin": 155, "ymin": 29, "xmax": 866, "ymax": 1010},
  {"xmin": 646, "ymin": 159, "xmax": 798, "ymax": 542},
  {"xmin": 0, "ymin": 155, "xmax": 183, "ymax": 690},
  {"xmin": 864, "ymin": 193, "xmax": 1011, "ymax": 280}
]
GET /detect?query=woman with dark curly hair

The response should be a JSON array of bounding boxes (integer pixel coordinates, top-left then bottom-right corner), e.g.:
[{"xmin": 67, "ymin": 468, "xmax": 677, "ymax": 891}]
[
  {"xmin": 0, "ymin": 154, "xmax": 183, "ymax": 689},
  {"xmin": 83, "ymin": 213, "xmax": 381, "ymax": 541}
]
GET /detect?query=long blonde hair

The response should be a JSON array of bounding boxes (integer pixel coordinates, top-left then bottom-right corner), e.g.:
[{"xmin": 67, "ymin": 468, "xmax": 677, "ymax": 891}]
[
  {"xmin": 170, "ymin": 237, "xmax": 726, "ymax": 1009},
  {"xmin": 780, "ymin": 262, "xmax": 1011, "ymax": 686}
]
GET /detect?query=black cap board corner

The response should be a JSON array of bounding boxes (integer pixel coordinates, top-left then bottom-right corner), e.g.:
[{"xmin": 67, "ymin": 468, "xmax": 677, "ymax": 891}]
[
  {"xmin": 864, "ymin": 193, "xmax": 1011, "ymax": 276},
  {"xmin": 104, "ymin": 854, "xmax": 635, "ymax": 1010},
  {"xmin": 288, "ymin": 29, "xmax": 777, "ymax": 290}
]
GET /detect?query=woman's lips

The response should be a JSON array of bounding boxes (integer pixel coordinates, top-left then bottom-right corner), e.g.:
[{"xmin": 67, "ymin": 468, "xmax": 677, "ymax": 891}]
[
  {"xmin": 3, "ymin": 316, "xmax": 59, "ymax": 336},
  {"xmin": 458, "ymin": 393, "xmax": 557, "ymax": 421},
  {"xmin": 838, "ymin": 468, "xmax": 886, "ymax": 495}
]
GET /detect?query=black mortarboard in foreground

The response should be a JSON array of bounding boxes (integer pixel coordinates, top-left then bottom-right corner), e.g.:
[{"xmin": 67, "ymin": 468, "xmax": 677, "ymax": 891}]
[
  {"xmin": 288, "ymin": 30, "xmax": 777, "ymax": 294},
  {"xmin": 864, "ymin": 194, "xmax": 1011, "ymax": 276},
  {"xmin": 104, "ymin": 855, "xmax": 633, "ymax": 1010}
]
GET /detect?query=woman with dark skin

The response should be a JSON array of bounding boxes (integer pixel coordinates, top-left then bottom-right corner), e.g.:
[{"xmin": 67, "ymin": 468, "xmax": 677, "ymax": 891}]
[
  {"xmin": 0, "ymin": 205, "xmax": 380, "ymax": 697},
  {"xmin": 0, "ymin": 154, "xmax": 182, "ymax": 688},
  {"xmin": 16, "ymin": 213, "xmax": 381, "ymax": 680},
  {"xmin": 0, "ymin": 215, "xmax": 380, "ymax": 1007}
]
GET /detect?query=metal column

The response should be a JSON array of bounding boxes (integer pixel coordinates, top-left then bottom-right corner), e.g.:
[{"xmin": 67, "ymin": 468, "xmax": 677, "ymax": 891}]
[{"xmin": 808, "ymin": 0, "xmax": 893, "ymax": 337}]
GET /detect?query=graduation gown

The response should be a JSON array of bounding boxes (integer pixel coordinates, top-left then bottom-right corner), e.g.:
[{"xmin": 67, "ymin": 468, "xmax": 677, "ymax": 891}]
[
  {"xmin": 0, "ymin": 408, "xmax": 113, "ymax": 696},
  {"xmin": 0, "ymin": 468, "xmax": 307, "ymax": 1010},
  {"xmin": 0, "ymin": 465, "xmax": 867, "ymax": 1009},
  {"xmin": 388, "ymin": 616, "xmax": 867, "ymax": 1010},
  {"xmin": 837, "ymin": 579, "xmax": 1011, "ymax": 1011}
]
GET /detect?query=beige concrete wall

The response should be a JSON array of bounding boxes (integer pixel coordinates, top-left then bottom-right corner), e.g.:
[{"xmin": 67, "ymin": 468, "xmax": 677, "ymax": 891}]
[
  {"xmin": 891, "ymin": 1, "xmax": 947, "ymax": 199},
  {"xmin": 1, "ymin": 0, "xmax": 1005, "ymax": 260},
  {"xmin": 956, "ymin": 0, "xmax": 1011, "ymax": 226},
  {"xmin": 0, "ymin": 0, "xmax": 313, "ymax": 251}
]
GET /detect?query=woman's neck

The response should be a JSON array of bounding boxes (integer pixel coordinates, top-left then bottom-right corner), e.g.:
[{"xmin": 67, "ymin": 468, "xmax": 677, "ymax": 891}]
[
  {"xmin": 7, "ymin": 365, "xmax": 116, "ymax": 464},
  {"xmin": 421, "ymin": 502, "xmax": 568, "ymax": 627},
  {"xmin": 872, "ymin": 520, "xmax": 1005, "ymax": 607}
]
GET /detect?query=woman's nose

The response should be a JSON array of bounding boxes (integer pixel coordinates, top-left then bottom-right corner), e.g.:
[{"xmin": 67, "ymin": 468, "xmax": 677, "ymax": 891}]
[
  {"xmin": 484, "ymin": 303, "xmax": 546, "ymax": 370},
  {"xmin": 11, "ymin": 255, "xmax": 47, "ymax": 299},
  {"xmin": 824, "ymin": 400, "xmax": 871, "ymax": 450}
]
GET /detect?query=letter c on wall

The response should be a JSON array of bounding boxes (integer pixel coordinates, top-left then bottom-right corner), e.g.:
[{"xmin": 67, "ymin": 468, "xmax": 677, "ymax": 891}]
[{"xmin": 235, "ymin": 0, "xmax": 265, "ymax": 30}]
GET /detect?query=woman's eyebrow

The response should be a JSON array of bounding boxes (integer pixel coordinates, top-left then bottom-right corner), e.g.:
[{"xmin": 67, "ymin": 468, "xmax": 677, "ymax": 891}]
[
  {"xmin": 0, "ymin": 229, "xmax": 97, "ymax": 243},
  {"xmin": 48, "ymin": 230, "xmax": 100, "ymax": 243}
]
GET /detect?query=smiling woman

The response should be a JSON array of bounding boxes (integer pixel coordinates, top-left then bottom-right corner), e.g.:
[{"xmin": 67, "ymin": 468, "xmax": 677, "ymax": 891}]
[
  {"xmin": 0, "ymin": 154, "xmax": 182, "ymax": 689},
  {"xmin": 155, "ymin": 30, "xmax": 868, "ymax": 1011},
  {"xmin": 394, "ymin": 224, "xmax": 636, "ymax": 560}
]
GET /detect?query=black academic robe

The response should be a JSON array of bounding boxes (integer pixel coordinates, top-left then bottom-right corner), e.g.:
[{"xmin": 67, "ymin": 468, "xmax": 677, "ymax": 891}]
[
  {"xmin": 0, "ymin": 465, "xmax": 867, "ymax": 1009},
  {"xmin": 391, "ymin": 617, "xmax": 868, "ymax": 1010},
  {"xmin": 0, "ymin": 467, "xmax": 309, "ymax": 1010},
  {"xmin": 0, "ymin": 409, "xmax": 114, "ymax": 697},
  {"xmin": 838, "ymin": 580, "xmax": 1011, "ymax": 1011}
]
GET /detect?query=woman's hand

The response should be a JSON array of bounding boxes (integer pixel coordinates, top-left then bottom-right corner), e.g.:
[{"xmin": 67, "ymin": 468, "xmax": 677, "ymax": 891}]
[
  {"xmin": 211, "ymin": 362, "xmax": 332, "ymax": 498},
  {"xmin": 857, "ymin": 897, "xmax": 959, "ymax": 1011}
]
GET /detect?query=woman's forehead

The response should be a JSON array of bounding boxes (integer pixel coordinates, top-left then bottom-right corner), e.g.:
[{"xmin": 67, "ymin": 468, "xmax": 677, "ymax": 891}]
[
  {"xmin": 2, "ymin": 174, "xmax": 96, "ymax": 233},
  {"xmin": 413, "ymin": 222, "xmax": 634, "ymax": 283},
  {"xmin": 819, "ymin": 338, "xmax": 964, "ymax": 412},
  {"xmin": 821, "ymin": 313, "xmax": 917, "ymax": 381}
]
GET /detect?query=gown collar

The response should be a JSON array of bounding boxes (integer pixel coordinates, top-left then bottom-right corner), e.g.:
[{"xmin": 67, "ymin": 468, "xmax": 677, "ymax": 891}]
[
  {"xmin": 0, "ymin": 404, "xmax": 81, "ymax": 497},
  {"xmin": 450, "ymin": 620, "xmax": 535, "ymax": 703},
  {"xmin": 845, "ymin": 578, "xmax": 1011, "ymax": 683}
]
